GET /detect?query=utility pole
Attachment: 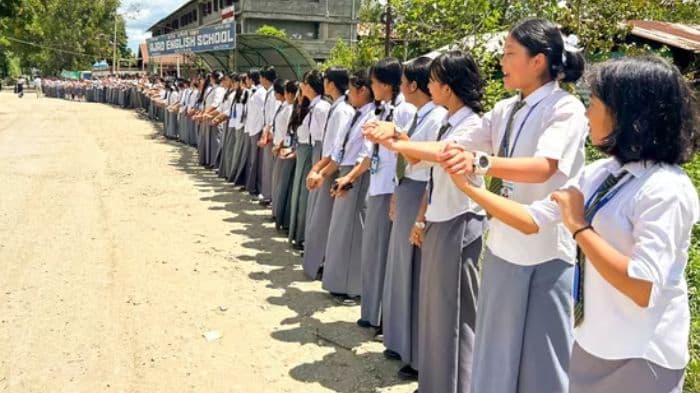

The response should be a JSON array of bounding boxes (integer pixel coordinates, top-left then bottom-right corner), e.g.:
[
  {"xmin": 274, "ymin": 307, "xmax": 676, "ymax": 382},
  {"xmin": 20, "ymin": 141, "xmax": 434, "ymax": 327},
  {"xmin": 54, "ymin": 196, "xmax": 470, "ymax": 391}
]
[
  {"xmin": 382, "ymin": 0, "xmax": 394, "ymax": 57},
  {"xmin": 113, "ymin": 15, "xmax": 118, "ymax": 74}
]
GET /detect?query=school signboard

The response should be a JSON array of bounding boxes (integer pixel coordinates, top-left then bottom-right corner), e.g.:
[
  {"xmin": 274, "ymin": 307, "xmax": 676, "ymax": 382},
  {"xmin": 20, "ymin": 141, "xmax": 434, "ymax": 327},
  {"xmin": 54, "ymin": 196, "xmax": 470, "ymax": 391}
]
[{"xmin": 146, "ymin": 22, "xmax": 236, "ymax": 57}]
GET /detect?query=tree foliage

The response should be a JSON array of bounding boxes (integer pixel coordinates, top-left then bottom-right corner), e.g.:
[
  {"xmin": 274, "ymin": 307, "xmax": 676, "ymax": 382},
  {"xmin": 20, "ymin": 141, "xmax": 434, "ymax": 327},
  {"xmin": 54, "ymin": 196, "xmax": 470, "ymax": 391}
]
[
  {"xmin": 255, "ymin": 25, "xmax": 287, "ymax": 39},
  {"xmin": 0, "ymin": 0, "xmax": 129, "ymax": 76}
]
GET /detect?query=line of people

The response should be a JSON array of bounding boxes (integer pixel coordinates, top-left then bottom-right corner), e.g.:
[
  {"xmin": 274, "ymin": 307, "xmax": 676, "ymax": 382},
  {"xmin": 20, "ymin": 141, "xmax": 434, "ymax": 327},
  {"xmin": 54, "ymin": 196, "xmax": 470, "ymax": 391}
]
[{"xmin": 43, "ymin": 17, "xmax": 699, "ymax": 393}]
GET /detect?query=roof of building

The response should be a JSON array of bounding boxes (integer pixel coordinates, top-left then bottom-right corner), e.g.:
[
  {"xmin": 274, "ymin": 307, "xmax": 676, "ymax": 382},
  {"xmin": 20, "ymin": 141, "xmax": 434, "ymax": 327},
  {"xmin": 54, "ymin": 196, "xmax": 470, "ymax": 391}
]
[
  {"xmin": 147, "ymin": 0, "xmax": 198, "ymax": 33},
  {"xmin": 628, "ymin": 20, "xmax": 700, "ymax": 53},
  {"xmin": 197, "ymin": 34, "xmax": 317, "ymax": 80},
  {"xmin": 138, "ymin": 43, "xmax": 187, "ymax": 65}
]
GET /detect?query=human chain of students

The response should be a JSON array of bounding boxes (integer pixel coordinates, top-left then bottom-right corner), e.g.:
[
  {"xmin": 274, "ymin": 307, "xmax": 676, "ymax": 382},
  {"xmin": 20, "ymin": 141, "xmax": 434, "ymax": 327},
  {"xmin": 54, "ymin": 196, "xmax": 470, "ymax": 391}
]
[{"xmin": 38, "ymin": 18, "xmax": 699, "ymax": 393}]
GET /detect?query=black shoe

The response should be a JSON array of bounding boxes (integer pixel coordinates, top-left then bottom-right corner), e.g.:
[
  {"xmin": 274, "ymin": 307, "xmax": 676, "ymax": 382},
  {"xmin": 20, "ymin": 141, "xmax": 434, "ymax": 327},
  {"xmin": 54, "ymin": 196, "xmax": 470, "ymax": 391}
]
[
  {"xmin": 398, "ymin": 365, "xmax": 418, "ymax": 381},
  {"xmin": 383, "ymin": 349, "xmax": 401, "ymax": 361},
  {"xmin": 291, "ymin": 242, "xmax": 304, "ymax": 251},
  {"xmin": 356, "ymin": 319, "xmax": 372, "ymax": 328}
]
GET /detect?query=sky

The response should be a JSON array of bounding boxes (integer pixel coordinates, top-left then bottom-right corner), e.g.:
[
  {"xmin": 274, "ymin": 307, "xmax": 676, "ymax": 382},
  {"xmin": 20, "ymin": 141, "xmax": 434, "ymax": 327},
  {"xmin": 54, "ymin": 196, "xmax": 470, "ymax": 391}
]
[{"xmin": 120, "ymin": 0, "xmax": 190, "ymax": 54}]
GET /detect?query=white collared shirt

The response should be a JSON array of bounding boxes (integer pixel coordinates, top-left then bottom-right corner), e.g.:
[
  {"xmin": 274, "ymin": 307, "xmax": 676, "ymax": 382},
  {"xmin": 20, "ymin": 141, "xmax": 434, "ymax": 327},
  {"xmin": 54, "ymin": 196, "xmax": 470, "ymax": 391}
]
[
  {"xmin": 187, "ymin": 88, "xmax": 200, "ymax": 109},
  {"xmin": 458, "ymin": 81, "xmax": 588, "ymax": 265},
  {"xmin": 307, "ymin": 96, "xmax": 332, "ymax": 143},
  {"xmin": 359, "ymin": 96, "xmax": 417, "ymax": 196},
  {"xmin": 322, "ymin": 96, "xmax": 356, "ymax": 158},
  {"xmin": 244, "ymin": 85, "xmax": 267, "ymax": 135},
  {"xmin": 228, "ymin": 99, "xmax": 244, "ymax": 129},
  {"xmin": 528, "ymin": 158, "xmax": 699, "ymax": 370},
  {"xmin": 332, "ymin": 102, "xmax": 375, "ymax": 166},
  {"xmin": 403, "ymin": 101, "xmax": 448, "ymax": 182},
  {"xmin": 424, "ymin": 106, "xmax": 485, "ymax": 222},
  {"xmin": 273, "ymin": 101, "xmax": 293, "ymax": 145},
  {"xmin": 263, "ymin": 87, "xmax": 279, "ymax": 127},
  {"xmin": 209, "ymin": 85, "xmax": 227, "ymax": 110}
]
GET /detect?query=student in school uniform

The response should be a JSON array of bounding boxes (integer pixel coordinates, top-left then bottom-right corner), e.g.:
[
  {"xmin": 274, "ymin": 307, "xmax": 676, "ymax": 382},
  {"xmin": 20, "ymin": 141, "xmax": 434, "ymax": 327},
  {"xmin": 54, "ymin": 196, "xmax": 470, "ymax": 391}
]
[
  {"xmin": 358, "ymin": 58, "xmax": 416, "ymax": 328},
  {"xmin": 165, "ymin": 81, "xmax": 183, "ymax": 139},
  {"xmin": 444, "ymin": 55, "xmax": 699, "ymax": 393},
  {"xmin": 231, "ymin": 73, "xmax": 255, "ymax": 188},
  {"xmin": 210, "ymin": 74, "xmax": 239, "ymax": 176},
  {"xmin": 192, "ymin": 75, "xmax": 213, "ymax": 149},
  {"xmin": 364, "ymin": 50, "xmax": 487, "ymax": 393},
  {"xmin": 274, "ymin": 82, "xmax": 306, "ymax": 232},
  {"xmin": 244, "ymin": 70, "xmax": 268, "ymax": 196},
  {"xmin": 288, "ymin": 70, "xmax": 330, "ymax": 250},
  {"xmin": 432, "ymin": 19, "xmax": 589, "ymax": 393},
  {"xmin": 320, "ymin": 69, "xmax": 375, "ymax": 303},
  {"xmin": 217, "ymin": 74, "xmax": 243, "ymax": 180},
  {"xmin": 175, "ymin": 80, "xmax": 192, "ymax": 142},
  {"xmin": 303, "ymin": 67, "xmax": 355, "ymax": 280},
  {"xmin": 378, "ymin": 56, "xmax": 447, "ymax": 381},
  {"xmin": 199, "ymin": 71, "xmax": 227, "ymax": 168},
  {"xmin": 258, "ymin": 66, "xmax": 280, "ymax": 205},
  {"xmin": 184, "ymin": 77, "xmax": 202, "ymax": 147},
  {"xmin": 269, "ymin": 79, "xmax": 294, "ymax": 224}
]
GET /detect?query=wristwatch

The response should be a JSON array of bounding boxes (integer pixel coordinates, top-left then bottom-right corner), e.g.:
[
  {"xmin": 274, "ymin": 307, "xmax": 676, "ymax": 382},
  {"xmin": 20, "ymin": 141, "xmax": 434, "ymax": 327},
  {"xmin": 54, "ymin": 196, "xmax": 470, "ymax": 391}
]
[{"xmin": 472, "ymin": 151, "xmax": 491, "ymax": 175}]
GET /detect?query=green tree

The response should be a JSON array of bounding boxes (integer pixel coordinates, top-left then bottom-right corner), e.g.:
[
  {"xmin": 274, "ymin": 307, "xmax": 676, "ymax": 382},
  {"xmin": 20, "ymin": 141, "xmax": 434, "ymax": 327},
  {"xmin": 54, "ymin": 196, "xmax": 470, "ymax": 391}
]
[{"xmin": 255, "ymin": 25, "xmax": 287, "ymax": 39}]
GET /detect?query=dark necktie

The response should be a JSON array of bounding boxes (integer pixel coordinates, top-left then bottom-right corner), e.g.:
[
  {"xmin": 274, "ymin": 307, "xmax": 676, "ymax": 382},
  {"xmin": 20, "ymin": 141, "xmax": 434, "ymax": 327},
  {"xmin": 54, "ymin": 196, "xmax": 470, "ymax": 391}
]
[
  {"xmin": 395, "ymin": 113, "xmax": 419, "ymax": 182},
  {"xmin": 428, "ymin": 123, "xmax": 452, "ymax": 203},
  {"xmin": 574, "ymin": 170, "xmax": 629, "ymax": 327},
  {"xmin": 487, "ymin": 100, "xmax": 527, "ymax": 195},
  {"xmin": 339, "ymin": 110, "xmax": 363, "ymax": 162}
]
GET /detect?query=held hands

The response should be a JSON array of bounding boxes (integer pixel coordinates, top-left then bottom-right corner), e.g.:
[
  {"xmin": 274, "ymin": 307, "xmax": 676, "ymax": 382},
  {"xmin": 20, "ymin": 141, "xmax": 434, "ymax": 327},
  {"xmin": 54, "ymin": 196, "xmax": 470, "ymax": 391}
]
[
  {"xmin": 436, "ymin": 143, "xmax": 475, "ymax": 176},
  {"xmin": 331, "ymin": 176, "xmax": 352, "ymax": 198},
  {"xmin": 306, "ymin": 171, "xmax": 323, "ymax": 191},
  {"xmin": 410, "ymin": 222, "xmax": 425, "ymax": 248},
  {"xmin": 550, "ymin": 187, "xmax": 587, "ymax": 234},
  {"xmin": 362, "ymin": 120, "xmax": 398, "ymax": 150}
]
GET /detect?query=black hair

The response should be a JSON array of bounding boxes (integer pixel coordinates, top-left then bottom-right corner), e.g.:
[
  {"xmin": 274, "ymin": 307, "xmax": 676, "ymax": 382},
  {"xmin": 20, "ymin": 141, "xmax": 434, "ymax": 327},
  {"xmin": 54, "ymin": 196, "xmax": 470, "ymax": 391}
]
[
  {"xmin": 290, "ymin": 94, "xmax": 311, "ymax": 133},
  {"xmin": 429, "ymin": 50, "xmax": 485, "ymax": 113},
  {"xmin": 273, "ymin": 78, "xmax": 287, "ymax": 96},
  {"xmin": 285, "ymin": 80, "xmax": 300, "ymax": 96},
  {"xmin": 248, "ymin": 69, "xmax": 261, "ymax": 85},
  {"xmin": 509, "ymin": 18, "xmax": 585, "ymax": 84},
  {"xmin": 324, "ymin": 67, "xmax": 350, "ymax": 95},
  {"xmin": 196, "ymin": 74, "xmax": 212, "ymax": 105},
  {"xmin": 588, "ymin": 56, "xmax": 699, "ymax": 165},
  {"xmin": 349, "ymin": 68, "xmax": 375, "ymax": 102},
  {"xmin": 403, "ymin": 56, "xmax": 433, "ymax": 96},
  {"xmin": 303, "ymin": 69, "xmax": 325, "ymax": 96},
  {"xmin": 261, "ymin": 66, "xmax": 278, "ymax": 83},
  {"xmin": 211, "ymin": 70, "xmax": 224, "ymax": 84},
  {"xmin": 370, "ymin": 57, "xmax": 402, "ymax": 102}
]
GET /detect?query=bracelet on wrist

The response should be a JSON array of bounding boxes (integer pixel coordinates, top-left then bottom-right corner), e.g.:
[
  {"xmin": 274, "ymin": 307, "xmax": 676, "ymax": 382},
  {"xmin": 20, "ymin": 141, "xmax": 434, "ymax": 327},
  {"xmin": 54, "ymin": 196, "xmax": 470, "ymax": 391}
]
[{"xmin": 572, "ymin": 225, "xmax": 593, "ymax": 240}]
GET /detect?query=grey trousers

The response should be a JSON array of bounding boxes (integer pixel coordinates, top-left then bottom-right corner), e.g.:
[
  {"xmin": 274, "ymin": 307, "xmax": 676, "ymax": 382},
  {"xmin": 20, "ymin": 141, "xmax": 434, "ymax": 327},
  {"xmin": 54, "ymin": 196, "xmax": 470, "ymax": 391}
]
[
  {"xmin": 382, "ymin": 178, "xmax": 426, "ymax": 367},
  {"xmin": 260, "ymin": 144, "xmax": 274, "ymax": 200},
  {"xmin": 360, "ymin": 193, "xmax": 393, "ymax": 326},
  {"xmin": 569, "ymin": 342, "xmax": 684, "ymax": 393},
  {"xmin": 288, "ymin": 144, "xmax": 313, "ymax": 245},
  {"xmin": 470, "ymin": 249, "xmax": 574, "ymax": 393},
  {"xmin": 418, "ymin": 213, "xmax": 485, "ymax": 393},
  {"xmin": 245, "ymin": 133, "xmax": 262, "ymax": 195},
  {"xmin": 302, "ymin": 173, "xmax": 338, "ymax": 280},
  {"xmin": 322, "ymin": 167, "xmax": 369, "ymax": 297}
]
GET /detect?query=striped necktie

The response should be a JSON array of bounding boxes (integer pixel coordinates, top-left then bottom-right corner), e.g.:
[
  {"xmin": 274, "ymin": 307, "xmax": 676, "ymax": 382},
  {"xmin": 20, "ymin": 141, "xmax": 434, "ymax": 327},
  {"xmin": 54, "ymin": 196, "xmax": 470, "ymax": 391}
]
[
  {"xmin": 574, "ymin": 170, "xmax": 629, "ymax": 327},
  {"xmin": 487, "ymin": 99, "xmax": 526, "ymax": 195}
]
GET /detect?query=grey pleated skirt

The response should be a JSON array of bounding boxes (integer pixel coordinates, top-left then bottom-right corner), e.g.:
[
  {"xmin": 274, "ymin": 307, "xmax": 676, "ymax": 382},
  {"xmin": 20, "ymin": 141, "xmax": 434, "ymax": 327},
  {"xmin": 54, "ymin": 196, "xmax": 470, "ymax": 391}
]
[
  {"xmin": 288, "ymin": 143, "xmax": 313, "ymax": 246},
  {"xmin": 304, "ymin": 141, "xmax": 324, "ymax": 231},
  {"xmin": 231, "ymin": 130, "xmax": 250, "ymax": 186},
  {"xmin": 302, "ymin": 173, "xmax": 338, "ymax": 280},
  {"xmin": 218, "ymin": 127, "xmax": 236, "ymax": 179},
  {"xmin": 260, "ymin": 144, "xmax": 274, "ymax": 200},
  {"xmin": 470, "ymin": 250, "xmax": 573, "ymax": 393},
  {"xmin": 418, "ymin": 212, "xmax": 485, "ymax": 393},
  {"xmin": 273, "ymin": 156, "xmax": 296, "ymax": 230},
  {"xmin": 198, "ymin": 122, "xmax": 209, "ymax": 166},
  {"xmin": 321, "ymin": 167, "xmax": 370, "ymax": 297},
  {"xmin": 209, "ymin": 125, "xmax": 221, "ymax": 168},
  {"xmin": 360, "ymin": 193, "xmax": 393, "ymax": 326},
  {"xmin": 570, "ymin": 343, "xmax": 684, "ymax": 393},
  {"xmin": 245, "ymin": 133, "xmax": 262, "ymax": 195},
  {"xmin": 228, "ymin": 127, "xmax": 246, "ymax": 184},
  {"xmin": 382, "ymin": 178, "xmax": 427, "ymax": 366}
]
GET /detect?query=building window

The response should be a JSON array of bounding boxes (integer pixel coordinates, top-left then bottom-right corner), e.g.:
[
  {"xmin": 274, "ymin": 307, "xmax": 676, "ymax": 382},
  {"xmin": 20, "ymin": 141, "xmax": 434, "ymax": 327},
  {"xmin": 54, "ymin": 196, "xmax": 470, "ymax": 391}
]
[{"xmin": 213, "ymin": 0, "xmax": 219, "ymax": 12}]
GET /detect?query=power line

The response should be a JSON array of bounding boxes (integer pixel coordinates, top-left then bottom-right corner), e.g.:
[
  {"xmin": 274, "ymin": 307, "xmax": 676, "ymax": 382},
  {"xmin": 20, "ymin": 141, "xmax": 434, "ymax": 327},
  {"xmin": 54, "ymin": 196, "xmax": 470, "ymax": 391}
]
[{"xmin": 3, "ymin": 35, "xmax": 109, "ymax": 58}]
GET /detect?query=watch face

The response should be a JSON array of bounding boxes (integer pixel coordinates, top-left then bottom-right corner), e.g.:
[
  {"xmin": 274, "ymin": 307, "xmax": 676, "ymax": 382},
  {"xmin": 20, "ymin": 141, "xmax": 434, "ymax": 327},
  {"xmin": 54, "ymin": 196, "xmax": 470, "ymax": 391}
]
[{"xmin": 479, "ymin": 156, "xmax": 489, "ymax": 167}]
